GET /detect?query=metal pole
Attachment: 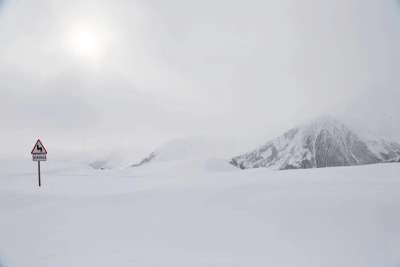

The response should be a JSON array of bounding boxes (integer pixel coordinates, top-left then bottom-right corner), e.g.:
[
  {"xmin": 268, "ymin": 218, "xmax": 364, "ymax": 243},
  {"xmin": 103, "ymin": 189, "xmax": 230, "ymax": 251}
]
[{"xmin": 38, "ymin": 161, "xmax": 41, "ymax": 187}]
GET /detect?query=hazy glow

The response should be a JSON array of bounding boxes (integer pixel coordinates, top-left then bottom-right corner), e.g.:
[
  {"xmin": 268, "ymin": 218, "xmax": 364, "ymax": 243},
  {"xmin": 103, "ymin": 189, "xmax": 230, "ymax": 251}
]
[{"xmin": 66, "ymin": 23, "xmax": 107, "ymax": 62}]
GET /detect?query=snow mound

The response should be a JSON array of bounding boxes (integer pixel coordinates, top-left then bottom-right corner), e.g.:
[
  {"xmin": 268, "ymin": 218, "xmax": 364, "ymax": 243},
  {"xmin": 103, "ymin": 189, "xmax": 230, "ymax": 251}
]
[
  {"xmin": 231, "ymin": 116, "xmax": 400, "ymax": 170},
  {"xmin": 131, "ymin": 137, "xmax": 242, "ymax": 167}
]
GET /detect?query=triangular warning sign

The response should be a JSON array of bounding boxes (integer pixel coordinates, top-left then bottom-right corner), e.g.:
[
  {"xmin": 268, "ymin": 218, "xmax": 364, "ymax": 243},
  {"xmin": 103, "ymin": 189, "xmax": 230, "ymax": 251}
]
[{"xmin": 31, "ymin": 139, "xmax": 47, "ymax": 154}]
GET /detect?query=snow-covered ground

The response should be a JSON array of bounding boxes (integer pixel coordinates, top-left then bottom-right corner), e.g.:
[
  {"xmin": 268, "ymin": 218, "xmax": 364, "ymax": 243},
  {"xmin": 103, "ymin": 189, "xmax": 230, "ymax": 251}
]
[{"xmin": 0, "ymin": 159, "xmax": 399, "ymax": 267}]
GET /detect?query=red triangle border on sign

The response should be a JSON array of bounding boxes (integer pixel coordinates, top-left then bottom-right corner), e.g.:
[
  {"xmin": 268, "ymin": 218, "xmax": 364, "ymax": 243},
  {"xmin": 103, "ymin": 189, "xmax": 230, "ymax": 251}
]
[{"xmin": 31, "ymin": 139, "xmax": 48, "ymax": 155}]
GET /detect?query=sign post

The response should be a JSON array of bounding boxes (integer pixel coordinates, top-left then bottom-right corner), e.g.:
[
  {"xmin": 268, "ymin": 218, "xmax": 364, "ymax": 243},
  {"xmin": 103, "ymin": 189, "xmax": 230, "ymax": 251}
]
[
  {"xmin": 31, "ymin": 139, "xmax": 47, "ymax": 187},
  {"xmin": 38, "ymin": 161, "xmax": 41, "ymax": 187}
]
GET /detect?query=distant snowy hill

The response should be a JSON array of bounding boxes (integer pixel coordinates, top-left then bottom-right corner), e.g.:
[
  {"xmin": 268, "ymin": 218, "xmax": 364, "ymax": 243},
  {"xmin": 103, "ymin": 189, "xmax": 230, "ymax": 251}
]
[
  {"xmin": 231, "ymin": 116, "xmax": 400, "ymax": 170},
  {"xmin": 131, "ymin": 137, "xmax": 244, "ymax": 167},
  {"xmin": 89, "ymin": 160, "xmax": 113, "ymax": 170}
]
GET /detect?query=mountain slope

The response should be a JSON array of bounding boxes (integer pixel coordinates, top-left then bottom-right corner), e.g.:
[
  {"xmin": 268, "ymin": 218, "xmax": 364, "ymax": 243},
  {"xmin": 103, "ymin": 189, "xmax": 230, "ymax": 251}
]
[{"xmin": 231, "ymin": 117, "xmax": 400, "ymax": 170}]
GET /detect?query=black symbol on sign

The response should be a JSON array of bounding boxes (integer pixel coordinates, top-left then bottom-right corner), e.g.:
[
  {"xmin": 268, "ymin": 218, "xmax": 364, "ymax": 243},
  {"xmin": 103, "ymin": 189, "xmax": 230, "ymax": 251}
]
[{"xmin": 36, "ymin": 144, "xmax": 43, "ymax": 152}]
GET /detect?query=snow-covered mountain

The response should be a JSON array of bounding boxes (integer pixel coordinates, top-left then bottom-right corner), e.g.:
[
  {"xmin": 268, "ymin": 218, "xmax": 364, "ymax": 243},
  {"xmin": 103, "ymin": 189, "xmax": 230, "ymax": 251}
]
[{"xmin": 231, "ymin": 116, "xmax": 400, "ymax": 170}]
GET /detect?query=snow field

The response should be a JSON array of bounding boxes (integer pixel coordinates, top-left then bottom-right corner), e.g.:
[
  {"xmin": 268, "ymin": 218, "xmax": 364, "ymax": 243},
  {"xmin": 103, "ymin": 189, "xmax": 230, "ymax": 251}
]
[{"xmin": 0, "ymin": 159, "xmax": 399, "ymax": 267}]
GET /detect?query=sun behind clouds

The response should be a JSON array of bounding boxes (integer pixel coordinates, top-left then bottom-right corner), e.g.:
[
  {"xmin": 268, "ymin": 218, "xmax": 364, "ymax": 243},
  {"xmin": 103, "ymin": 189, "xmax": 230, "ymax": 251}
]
[{"xmin": 65, "ymin": 22, "xmax": 111, "ymax": 63}]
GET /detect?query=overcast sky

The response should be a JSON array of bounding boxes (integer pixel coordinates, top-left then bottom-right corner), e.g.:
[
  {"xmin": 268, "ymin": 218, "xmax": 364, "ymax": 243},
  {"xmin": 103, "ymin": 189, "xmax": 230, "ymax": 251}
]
[{"xmin": 1, "ymin": 0, "xmax": 400, "ymax": 161}]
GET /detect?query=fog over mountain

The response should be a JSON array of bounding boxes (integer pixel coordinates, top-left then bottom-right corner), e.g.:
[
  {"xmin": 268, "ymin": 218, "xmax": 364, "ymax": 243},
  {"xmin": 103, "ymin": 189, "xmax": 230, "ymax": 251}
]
[{"xmin": 0, "ymin": 0, "xmax": 399, "ymax": 160}]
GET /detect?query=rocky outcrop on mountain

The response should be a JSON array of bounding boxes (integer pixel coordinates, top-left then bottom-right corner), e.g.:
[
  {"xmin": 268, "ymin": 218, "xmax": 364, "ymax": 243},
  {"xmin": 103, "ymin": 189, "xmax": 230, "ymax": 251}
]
[{"xmin": 131, "ymin": 152, "xmax": 156, "ymax": 167}]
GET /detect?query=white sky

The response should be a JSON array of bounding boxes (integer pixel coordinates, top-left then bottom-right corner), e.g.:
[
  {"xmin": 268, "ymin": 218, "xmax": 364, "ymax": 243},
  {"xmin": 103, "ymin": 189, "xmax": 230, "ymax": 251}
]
[{"xmin": 1, "ymin": 0, "xmax": 400, "ymax": 161}]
